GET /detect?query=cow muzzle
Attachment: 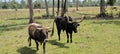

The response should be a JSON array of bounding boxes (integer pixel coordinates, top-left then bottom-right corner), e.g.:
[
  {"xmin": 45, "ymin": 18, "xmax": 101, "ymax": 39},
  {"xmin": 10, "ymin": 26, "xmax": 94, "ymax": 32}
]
[
  {"xmin": 74, "ymin": 30, "xmax": 77, "ymax": 33},
  {"xmin": 44, "ymin": 39, "xmax": 49, "ymax": 42}
]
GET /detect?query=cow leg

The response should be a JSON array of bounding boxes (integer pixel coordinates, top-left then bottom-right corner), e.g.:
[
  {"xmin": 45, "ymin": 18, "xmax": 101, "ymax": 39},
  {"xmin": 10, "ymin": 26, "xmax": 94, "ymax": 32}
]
[
  {"xmin": 35, "ymin": 40, "xmax": 39, "ymax": 50},
  {"xmin": 66, "ymin": 32, "xmax": 69, "ymax": 43},
  {"xmin": 57, "ymin": 29, "xmax": 61, "ymax": 41},
  {"xmin": 43, "ymin": 42, "xmax": 46, "ymax": 54},
  {"xmin": 70, "ymin": 33, "xmax": 73, "ymax": 43},
  {"xmin": 28, "ymin": 37, "xmax": 31, "ymax": 46}
]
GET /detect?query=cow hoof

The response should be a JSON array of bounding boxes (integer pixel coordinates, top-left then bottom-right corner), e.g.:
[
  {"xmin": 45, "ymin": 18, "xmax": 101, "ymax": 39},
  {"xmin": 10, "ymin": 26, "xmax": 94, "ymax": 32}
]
[
  {"xmin": 37, "ymin": 49, "xmax": 39, "ymax": 51},
  {"xmin": 58, "ymin": 39, "xmax": 60, "ymax": 41},
  {"xmin": 70, "ymin": 40, "xmax": 72, "ymax": 43},
  {"xmin": 67, "ymin": 41, "xmax": 69, "ymax": 43},
  {"xmin": 29, "ymin": 44, "xmax": 31, "ymax": 46}
]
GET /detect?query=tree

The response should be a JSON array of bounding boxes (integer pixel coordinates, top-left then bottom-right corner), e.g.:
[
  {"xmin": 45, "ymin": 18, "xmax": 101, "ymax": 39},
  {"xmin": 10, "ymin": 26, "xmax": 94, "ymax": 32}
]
[
  {"xmin": 107, "ymin": 0, "xmax": 116, "ymax": 16},
  {"xmin": 116, "ymin": 0, "xmax": 120, "ymax": 5},
  {"xmin": 61, "ymin": 0, "xmax": 67, "ymax": 17},
  {"xmin": 2, "ymin": 0, "xmax": 9, "ymax": 9},
  {"xmin": 107, "ymin": 0, "xmax": 116, "ymax": 6},
  {"xmin": 66, "ymin": 0, "xmax": 68, "ymax": 11},
  {"xmin": 45, "ymin": 0, "xmax": 49, "ymax": 16},
  {"xmin": 83, "ymin": 0, "xmax": 87, "ymax": 6},
  {"xmin": 0, "ymin": 0, "xmax": 2, "ymax": 9},
  {"xmin": 100, "ymin": 0, "xmax": 106, "ymax": 17},
  {"xmin": 61, "ymin": 0, "xmax": 64, "ymax": 16},
  {"xmin": 34, "ymin": 0, "xmax": 41, "ymax": 9},
  {"xmin": 8, "ymin": 0, "xmax": 12, "ymax": 9},
  {"xmin": 57, "ymin": 0, "xmax": 60, "ymax": 16},
  {"xmin": 76, "ymin": 0, "xmax": 79, "ymax": 11},
  {"xmin": 20, "ymin": 0, "xmax": 27, "ymax": 9},
  {"xmin": 40, "ymin": 0, "xmax": 45, "ymax": 9},
  {"xmin": 52, "ymin": 0, "xmax": 55, "ymax": 16},
  {"xmin": 11, "ymin": 0, "xmax": 19, "ymax": 9},
  {"xmin": 28, "ymin": 0, "xmax": 34, "ymax": 23},
  {"xmin": 2, "ymin": 2, "xmax": 9, "ymax": 9}
]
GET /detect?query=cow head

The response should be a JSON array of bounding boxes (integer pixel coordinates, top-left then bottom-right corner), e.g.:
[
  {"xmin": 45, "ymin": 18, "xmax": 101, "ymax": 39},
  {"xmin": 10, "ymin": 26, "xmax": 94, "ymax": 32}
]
[
  {"xmin": 36, "ymin": 27, "xmax": 51, "ymax": 42},
  {"xmin": 71, "ymin": 22, "xmax": 79, "ymax": 33}
]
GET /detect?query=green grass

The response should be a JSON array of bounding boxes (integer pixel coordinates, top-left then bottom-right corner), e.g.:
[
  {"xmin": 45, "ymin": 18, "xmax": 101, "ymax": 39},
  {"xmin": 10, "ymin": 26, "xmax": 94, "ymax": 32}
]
[
  {"xmin": 0, "ymin": 18, "xmax": 120, "ymax": 54},
  {"xmin": 0, "ymin": 7, "xmax": 120, "ymax": 54}
]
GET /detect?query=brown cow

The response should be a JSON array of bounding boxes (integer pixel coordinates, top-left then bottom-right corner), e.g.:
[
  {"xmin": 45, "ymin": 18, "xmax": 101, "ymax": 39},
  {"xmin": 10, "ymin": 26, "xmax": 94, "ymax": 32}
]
[{"xmin": 28, "ymin": 23, "xmax": 50, "ymax": 54}]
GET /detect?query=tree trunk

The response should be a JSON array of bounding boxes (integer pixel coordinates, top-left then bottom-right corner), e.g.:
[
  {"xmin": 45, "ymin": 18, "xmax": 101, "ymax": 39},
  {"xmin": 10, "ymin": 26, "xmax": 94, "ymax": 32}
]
[
  {"xmin": 76, "ymin": 0, "xmax": 79, "ymax": 11},
  {"xmin": 119, "ymin": 12, "xmax": 120, "ymax": 17},
  {"xmin": 100, "ymin": 0, "xmax": 106, "ymax": 17},
  {"xmin": 57, "ymin": 0, "xmax": 60, "ymax": 16},
  {"xmin": 40, "ymin": 0, "xmax": 43, "ymax": 9},
  {"xmin": 66, "ymin": 0, "xmax": 68, "ymax": 11},
  {"xmin": 83, "ymin": 0, "xmax": 87, "ymax": 7},
  {"xmin": 45, "ymin": 0, "xmax": 49, "ymax": 17},
  {"xmin": 52, "ymin": 0, "xmax": 55, "ymax": 16},
  {"xmin": 28, "ymin": 0, "xmax": 34, "ymax": 24},
  {"xmin": 61, "ymin": 0, "xmax": 67, "ymax": 17},
  {"xmin": 61, "ymin": 0, "xmax": 64, "ymax": 16}
]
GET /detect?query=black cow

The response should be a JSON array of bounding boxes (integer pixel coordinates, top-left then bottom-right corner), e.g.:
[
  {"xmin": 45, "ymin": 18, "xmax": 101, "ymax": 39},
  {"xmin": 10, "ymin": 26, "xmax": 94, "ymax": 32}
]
[
  {"xmin": 51, "ymin": 16, "xmax": 83, "ymax": 43},
  {"xmin": 28, "ymin": 23, "xmax": 50, "ymax": 54}
]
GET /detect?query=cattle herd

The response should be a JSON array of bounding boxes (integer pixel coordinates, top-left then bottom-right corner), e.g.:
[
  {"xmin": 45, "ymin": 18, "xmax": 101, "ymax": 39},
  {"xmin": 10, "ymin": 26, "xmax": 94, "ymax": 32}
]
[{"xmin": 28, "ymin": 16, "xmax": 83, "ymax": 54}]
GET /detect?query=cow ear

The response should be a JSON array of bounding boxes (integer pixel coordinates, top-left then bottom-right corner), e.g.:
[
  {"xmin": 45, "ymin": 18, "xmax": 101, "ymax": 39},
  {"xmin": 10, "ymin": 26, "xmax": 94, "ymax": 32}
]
[
  {"xmin": 45, "ymin": 27, "xmax": 51, "ymax": 32},
  {"xmin": 78, "ymin": 24, "xmax": 80, "ymax": 26}
]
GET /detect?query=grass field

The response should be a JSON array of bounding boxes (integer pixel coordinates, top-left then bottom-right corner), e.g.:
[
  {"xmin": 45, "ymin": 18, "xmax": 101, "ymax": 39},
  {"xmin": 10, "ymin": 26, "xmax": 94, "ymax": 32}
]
[{"xmin": 0, "ymin": 7, "xmax": 120, "ymax": 54}]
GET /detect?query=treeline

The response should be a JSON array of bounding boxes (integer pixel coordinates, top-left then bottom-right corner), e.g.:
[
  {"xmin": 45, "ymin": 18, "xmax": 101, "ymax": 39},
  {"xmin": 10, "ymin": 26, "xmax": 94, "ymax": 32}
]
[
  {"xmin": 0, "ymin": 0, "xmax": 27, "ymax": 9},
  {"xmin": 0, "ymin": 0, "xmax": 120, "ymax": 9}
]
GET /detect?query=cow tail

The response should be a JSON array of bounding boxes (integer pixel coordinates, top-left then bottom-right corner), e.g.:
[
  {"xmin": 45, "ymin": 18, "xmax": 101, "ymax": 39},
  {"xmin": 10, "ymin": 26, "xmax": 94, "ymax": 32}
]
[{"xmin": 50, "ymin": 20, "xmax": 55, "ymax": 37}]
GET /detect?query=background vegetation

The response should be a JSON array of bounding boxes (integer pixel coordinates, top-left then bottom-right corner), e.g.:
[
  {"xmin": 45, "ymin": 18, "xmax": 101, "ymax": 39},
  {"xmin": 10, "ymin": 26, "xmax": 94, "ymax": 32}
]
[{"xmin": 0, "ymin": 0, "xmax": 120, "ymax": 9}]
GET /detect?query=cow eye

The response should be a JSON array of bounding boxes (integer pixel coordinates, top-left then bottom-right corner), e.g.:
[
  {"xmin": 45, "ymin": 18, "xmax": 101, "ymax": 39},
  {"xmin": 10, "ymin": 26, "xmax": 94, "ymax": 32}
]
[{"xmin": 73, "ymin": 24, "xmax": 77, "ymax": 27}]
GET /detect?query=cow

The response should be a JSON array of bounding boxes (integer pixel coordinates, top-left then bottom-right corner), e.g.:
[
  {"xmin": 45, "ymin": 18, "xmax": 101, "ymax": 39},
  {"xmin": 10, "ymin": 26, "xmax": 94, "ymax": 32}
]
[
  {"xmin": 51, "ymin": 16, "xmax": 83, "ymax": 43},
  {"xmin": 28, "ymin": 23, "xmax": 50, "ymax": 54}
]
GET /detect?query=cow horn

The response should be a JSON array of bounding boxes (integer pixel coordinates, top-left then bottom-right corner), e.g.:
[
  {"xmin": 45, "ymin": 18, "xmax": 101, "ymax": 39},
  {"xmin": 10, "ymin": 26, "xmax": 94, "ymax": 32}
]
[
  {"xmin": 68, "ymin": 21, "xmax": 73, "ymax": 23},
  {"xmin": 36, "ymin": 28, "xmax": 43, "ymax": 30},
  {"xmin": 45, "ymin": 27, "xmax": 51, "ymax": 29},
  {"xmin": 77, "ymin": 17, "xmax": 84, "ymax": 23}
]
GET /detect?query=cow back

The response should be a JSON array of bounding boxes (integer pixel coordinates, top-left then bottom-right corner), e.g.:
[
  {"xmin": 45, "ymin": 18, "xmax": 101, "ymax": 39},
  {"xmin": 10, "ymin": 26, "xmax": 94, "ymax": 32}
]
[
  {"xmin": 28, "ymin": 23, "xmax": 42, "ymax": 37},
  {"xmin": 55, "ymin": 16, "xmax": 67, "ymax": 30}
]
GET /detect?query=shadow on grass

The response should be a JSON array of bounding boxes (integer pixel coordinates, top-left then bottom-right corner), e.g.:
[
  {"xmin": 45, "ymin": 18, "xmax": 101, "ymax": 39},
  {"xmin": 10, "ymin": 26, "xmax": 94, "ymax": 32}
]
[
  {"xmin": 17, "ymin": 46, "xmax": 37, "ymax": 54},
  {"xmin": 0, "ymin": 23, "xmax": 27, "ymax": 31},
  {"xmin": 8, "ymin": 17, "xmax": 54, "ymax": 21},
  {"xmin": 92, "ymin": 20, "xmax": 120, "ymax": 25},
  {"xmin": 77, "ymin": 13, "xmax": 97, "ymax": 16},
  {"xmin": 8, "ymin": 17, "xmax": 29, "ymax": 20},
  {"xmin": 48, "ymin": 40, "xmax": 69, "ymax": 48}
]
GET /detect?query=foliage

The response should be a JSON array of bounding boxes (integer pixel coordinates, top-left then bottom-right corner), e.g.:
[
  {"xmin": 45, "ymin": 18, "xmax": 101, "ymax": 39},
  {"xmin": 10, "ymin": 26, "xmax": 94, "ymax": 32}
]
[
  {"xmin": 2, "ymin": 2, "xmax": 9, "ymax": 9},
  {"xmin": 107, "ymin": 0, "xmax": 116, "ymax": 6},
  {"xmin": 12, "ymin": 0, "xmax": 18, "ymax": 9},
  {"xmin": 0, "ymin": 0, "xmax": 119, "ymax": 9},
  {"xmin": 34, "ymin": 1, "xmax": 41, "ymax": 9},
  {"xmin": 20, "ymin": 0, "xmax": 27, "ymax": 8}
]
